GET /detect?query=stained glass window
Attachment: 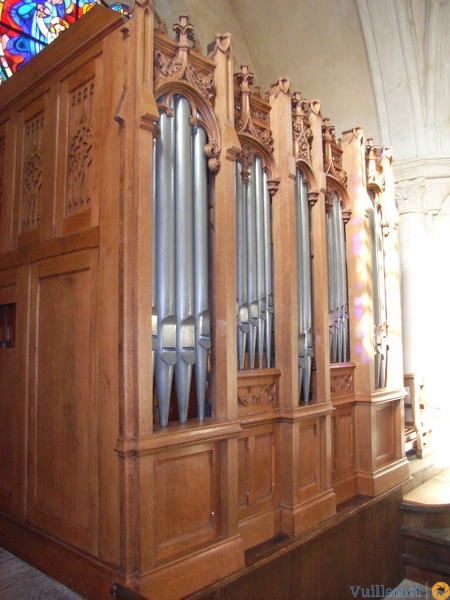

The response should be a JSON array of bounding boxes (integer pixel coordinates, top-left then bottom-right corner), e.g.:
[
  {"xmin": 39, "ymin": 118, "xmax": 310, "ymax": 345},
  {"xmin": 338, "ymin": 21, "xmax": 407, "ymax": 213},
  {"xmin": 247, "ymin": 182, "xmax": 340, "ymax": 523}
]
[{"xmin": 0, "ymin": 0, "xmax": 129, "ymax": 83}]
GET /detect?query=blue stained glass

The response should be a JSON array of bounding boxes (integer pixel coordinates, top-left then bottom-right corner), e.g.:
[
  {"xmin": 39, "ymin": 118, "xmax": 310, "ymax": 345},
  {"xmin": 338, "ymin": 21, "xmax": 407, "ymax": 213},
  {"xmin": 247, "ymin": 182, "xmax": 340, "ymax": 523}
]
[{"xmin": 0, "ymin": 0, "xmax": 126, "ymax": 83}]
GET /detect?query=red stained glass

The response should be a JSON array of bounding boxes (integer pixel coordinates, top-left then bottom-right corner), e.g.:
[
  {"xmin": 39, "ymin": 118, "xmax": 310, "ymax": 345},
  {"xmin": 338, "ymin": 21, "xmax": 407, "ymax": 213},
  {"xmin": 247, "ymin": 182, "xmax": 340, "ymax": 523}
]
[{"xmin": 0, "ymin": 0, "xmax": 126, "ymax": 82}]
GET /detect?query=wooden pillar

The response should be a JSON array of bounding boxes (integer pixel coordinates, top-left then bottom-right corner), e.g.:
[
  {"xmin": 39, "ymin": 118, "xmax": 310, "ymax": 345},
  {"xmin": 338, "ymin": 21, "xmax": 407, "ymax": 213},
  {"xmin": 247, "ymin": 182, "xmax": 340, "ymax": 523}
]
[
  {"xmin": 269, "ymin": 81, "xmax": 335, "ymax": 536},
  {"xmin": 113, "ymin": 0, "xmax": 159, "ymax": 586},
  {"xmin": 115, "ymin": 16, "xmax": 245, "ymax": 598},
  {"xmin": 209, "ymin": 27, "xmax": 246, "ymax": 560},
  {"xmin": 341, "ymin": 129, "xmax": 409, "ymax": 497}
]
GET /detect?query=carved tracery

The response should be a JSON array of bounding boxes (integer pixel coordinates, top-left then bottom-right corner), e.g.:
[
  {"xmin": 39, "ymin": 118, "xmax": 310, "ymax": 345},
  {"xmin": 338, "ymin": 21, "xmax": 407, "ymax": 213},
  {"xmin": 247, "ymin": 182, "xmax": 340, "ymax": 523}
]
[
  {"xmin": 154, "ymin": 15, "xmax": 220, "ymax": 173},
  {"xmin": 292, "ymin": 91, "xmax": 313, "ymax": 169},
  {"xmin": 234, "ymin": 65, "xmax": 279, "ymax": 372},
  {"xmin": 22, "ymin": 112, "xmax": 44, "ymax": 231},
  {"xmin": 154, "ymin": 16, "xmax": 216, "ymax": 105},
  {"xmin": 66, "ymin": 80, "xmax": 94, "ymax": 217},
  {"xmin": 366, "ymin": 138, "xmax": 385, "ymax": 193},
  {"xmin": 237, "ymin": 382, "xmax": 277, "ymax": 407},
  {"xmin": 323, "ymin": 117, "xmax": 347, "ymax": 189}
]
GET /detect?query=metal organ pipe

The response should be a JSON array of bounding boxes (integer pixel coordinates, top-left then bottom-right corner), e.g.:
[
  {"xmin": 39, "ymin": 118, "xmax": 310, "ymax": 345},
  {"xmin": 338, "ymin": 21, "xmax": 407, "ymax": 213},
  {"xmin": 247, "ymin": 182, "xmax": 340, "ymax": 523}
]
[
  {"xmin": 336, "ymin": 199, "xmax": 349, "ymax": 362},
  {"xmin": 263, "ymin": 171, "xmax": 273, "ymax": 369},
  {"xmin": 246, "ymin": 162, "xmax": 258, "ymax": 369},
  {"xmin": 236, "ymin": 155, "xmax": 274, "ymax": 370},
  {"xmin": 370, "ymin": 205, "xmax": 387, "ymax": 388},
  {"xmin": 152, "ymin": 94, "xmax": 211, "ymax": 425},
  {"xmin": 327, "ymin": 193, "xmax": 349, "ymax": 364},
  {"xmin": 327, "ymin": 196, "xmax": 337, "ymax": 363},
  {"xmin": 174, "ymin": 96, "xmax": 196, "ymax": 424},
  {"xmin": 154, "ymin": 102, "xmax": 177, "ymax": 427},
  {"xmin": 193, "ymin": 123, "xmax": 211, "ymax": 420},
  {"xmin": 296, "ymin": 171, "xmax": 314, "ymax": 402},
  {"xmin": 236, "ymin": 161, "xmax": 249, "ymax": 370},
  {"xmin": 255, "ymin": 156, "xmax": 267, "ymax": 368}
]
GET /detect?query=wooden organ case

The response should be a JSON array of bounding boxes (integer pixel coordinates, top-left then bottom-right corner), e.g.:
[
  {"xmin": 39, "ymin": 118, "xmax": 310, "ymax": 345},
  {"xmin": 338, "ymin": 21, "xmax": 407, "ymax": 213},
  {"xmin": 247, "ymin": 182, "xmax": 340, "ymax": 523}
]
[{"xmin": 0, "ymin": 4, "xmax": 409, "ymax": 599}]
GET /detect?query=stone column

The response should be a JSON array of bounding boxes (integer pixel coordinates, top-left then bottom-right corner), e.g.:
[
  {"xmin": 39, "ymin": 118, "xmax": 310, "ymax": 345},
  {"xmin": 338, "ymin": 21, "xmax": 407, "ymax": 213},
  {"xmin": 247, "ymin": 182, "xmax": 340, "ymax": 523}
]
[{"xmin": 396, "ymin": 178, "xmax": 429, "ymax": 379}]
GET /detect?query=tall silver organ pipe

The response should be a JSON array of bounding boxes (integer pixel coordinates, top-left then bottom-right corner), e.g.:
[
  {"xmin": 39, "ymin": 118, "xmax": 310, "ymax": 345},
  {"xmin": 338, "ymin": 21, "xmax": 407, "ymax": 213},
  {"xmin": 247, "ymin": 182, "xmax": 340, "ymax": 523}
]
[
  {"xmin": 174, "ymin": 96, "xmax": 196, "ymax": 424},
  {"xmin": 236, "ymin": 161, "xmax": 249, "ymax": 370},
  {"xmin": 255, "ymin": 157, "xmax": 267, "ymax": 368},
  {"xmin": 369, "ymin": 203, "xmax": 387, "ymax": 388},
  {"xmin": 152, "ymin": 95, "xmax": 211, "ymax": 426},
  {"xmin": 236, "ymin": 155, "xmax": 274, "ymax": 370},
  {"xmin": 327, "ymin": 192, "xmax": 350, "ymax": 364},
  {"xmin": 263, "ymin": 171, "xmax": 273, "ymax": 368},
  {"xmin": 295, "ymin": 172, "xmax": 314, "ymax": 402},
  {"xmin": 193, "ymin": 124, "xmax": 211, "ymax": 419},
  {"xmin": 154, "ymin": 101, "xmax": 176, "ymax": 427},
  {"xmin": 246, "ymin": 162, "xmax": 258, "ymax": 368}
]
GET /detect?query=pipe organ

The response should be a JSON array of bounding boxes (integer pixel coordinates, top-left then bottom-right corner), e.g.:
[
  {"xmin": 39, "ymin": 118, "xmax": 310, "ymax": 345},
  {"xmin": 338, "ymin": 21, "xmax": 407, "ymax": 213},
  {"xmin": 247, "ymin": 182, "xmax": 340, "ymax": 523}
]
[
  {"xmin": 152, "ymin": 94, "xmax": 212, "ymax": 425},
  {"xmin": 0, "ymin": 5, "xmax": 409, "ymax": 599}
]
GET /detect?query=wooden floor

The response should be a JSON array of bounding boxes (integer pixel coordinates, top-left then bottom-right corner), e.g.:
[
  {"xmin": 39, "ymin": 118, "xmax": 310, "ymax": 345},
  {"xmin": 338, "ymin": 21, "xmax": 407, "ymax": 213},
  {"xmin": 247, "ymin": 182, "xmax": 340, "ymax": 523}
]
[{"xmin": 0, "ymin": 547, "xmax": 85, "ymax": 600}]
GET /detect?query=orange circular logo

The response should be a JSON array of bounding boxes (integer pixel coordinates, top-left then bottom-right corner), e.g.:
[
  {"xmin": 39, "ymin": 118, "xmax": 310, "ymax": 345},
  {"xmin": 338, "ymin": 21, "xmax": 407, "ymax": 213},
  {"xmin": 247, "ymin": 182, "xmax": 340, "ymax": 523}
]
[{"xmin": 432, "ymin": 582, "xmax": 450, "ymax": 600}]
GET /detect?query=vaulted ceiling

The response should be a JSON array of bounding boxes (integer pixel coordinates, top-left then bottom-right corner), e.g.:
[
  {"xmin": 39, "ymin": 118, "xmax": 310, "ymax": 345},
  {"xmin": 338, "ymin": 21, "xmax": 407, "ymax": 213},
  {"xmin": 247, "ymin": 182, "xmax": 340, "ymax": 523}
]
[
  {"xmin": 156, "ymin": 0, "xmax": 379, "ymax": 140},
  {"xmin": 154, "ymin": 0, "xmax": 450, "ymax": 163}
]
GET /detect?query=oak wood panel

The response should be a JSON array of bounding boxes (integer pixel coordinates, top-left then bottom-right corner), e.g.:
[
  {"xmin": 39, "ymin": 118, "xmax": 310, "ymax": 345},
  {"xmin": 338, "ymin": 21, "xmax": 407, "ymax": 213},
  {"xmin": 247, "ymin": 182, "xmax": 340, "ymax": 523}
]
[
  {"xmin": 332, "ymin": 404, "xmax": 356, "ymax": 479},
  {"xmin": 0, "ymin": 267, "xmax": 29, "ymax": 518},
  {"xmin": 0, "ymin": 279, "xmax": 17, "ymax": 514},
  {"xmin": 15, "ymin": 94, "xmax": 47, "ymax": 248},
  {"xmin": 56, "ymin": 58, "xmax": 102, "ymax": 237},
  {"xmin": 0, "ymin": 119, "xmax": 16, "ymax": 254},
  {"xmin": 95, "ymin": 26, "xmax": 122, "ymax": 566},
  {"xmin": 331, "ymin": 402, "xmax": 358, "ymax": 504},
  {"xmin": 237, "ymin": 437, "xmax": 249, "ymax": 509},
  {"xmin": 190, "ymin": 487, "xmax": 405, "ymax": 600},
  {"xmin": 27, "ymin": 250, "xmax": 99, "ymax": 554},
  {"xmin": 0, "ymin": 511, "xmax": 117, "ymax": 600},
  {"xmin": 153, "ymin": 443, "xmax": 221, "ymax": 562},
  {"xmin": 237, "ymin": 422, "xmax": 280, "ymax": 549},
  {"xmin": 238, "ymin": 423, "xmax": 278, "ymax": 519},
  {"xmin": 375, "ymin": 402, "xmax": 396, "ymax": 466},
  {"xmin": 298, "ymin": 418, "xmax": 320, "ymax": 499}
]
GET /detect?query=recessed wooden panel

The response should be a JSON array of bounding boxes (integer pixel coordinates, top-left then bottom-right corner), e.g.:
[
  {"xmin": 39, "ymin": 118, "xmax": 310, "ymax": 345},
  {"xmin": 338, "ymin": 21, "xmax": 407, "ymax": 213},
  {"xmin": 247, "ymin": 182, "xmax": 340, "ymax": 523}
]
[
  {"xmin": 28, "ymin": 250, "xmax": 98, "ymax": 554},
  {"xmin": 332, "ymin": 406, "xmax": 355, "ymax": 478},
  {"xmin": 56, "ymin": 59, "xmax": 102, "ymax": 236},
  {"xmin": 238, "ymin": 423, "xmax": 277, "ymax": 521},
  {"xmin": 0, "ymin": 268, "xmax": 28, "ymax": 518},
  {"xmin": 0, "ymin": 123, "xmax": 10, "ymax": 253},
  {"xmin": 16, "ymin": 94, "xmax": 52, "ymax": 247},
  {"xmin": 0, "ymin": 284, "xmax": 16, "ymax": 508},
  {"xmin": 154, "ymin": 444, "xmax": 220, "ymax": 562},
  {"xmin": 298, "ymin": 419, "xmax": 319, "ymax": 498},
  {"xmin": 254, "ymin": 432, "xmax": 274, "ymax": 502},
  {"xmin": 238, "ymin": 438, "xmax": 249, "ymax": 508},
  {"xmin": 375, "ymin": 403, "xmax": 395, "ymax": 465},
  {"xmin": 238, "ymin": 422, "xmax": 279, "ymax": 549}
]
